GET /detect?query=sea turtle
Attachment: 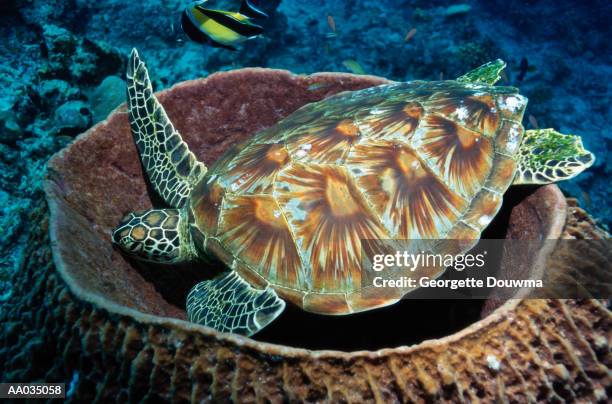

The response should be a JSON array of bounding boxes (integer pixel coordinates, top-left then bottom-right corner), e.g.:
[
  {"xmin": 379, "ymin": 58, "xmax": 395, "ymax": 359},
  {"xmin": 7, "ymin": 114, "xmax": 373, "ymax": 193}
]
[{"xmin": 113, "ymin": 49, "xmax": 594, "ymax": 336}]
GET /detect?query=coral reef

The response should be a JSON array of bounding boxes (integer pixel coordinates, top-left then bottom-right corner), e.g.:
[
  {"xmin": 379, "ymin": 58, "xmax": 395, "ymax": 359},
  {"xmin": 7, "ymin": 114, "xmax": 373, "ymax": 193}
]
[
  {"xmin": 0, "ymin": 69, "xmax": 609, "ymax": 402},
  {"xmin": 0, "ymin": 10, "xmax": 125, "ymax": 300}
]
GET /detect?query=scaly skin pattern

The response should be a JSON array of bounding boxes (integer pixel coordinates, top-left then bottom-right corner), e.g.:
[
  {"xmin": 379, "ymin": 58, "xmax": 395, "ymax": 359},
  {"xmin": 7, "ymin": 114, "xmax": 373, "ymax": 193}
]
[
  {"xmin": 514, "ymin": 128, "xmax": 595, "ymax": 184},
  {"xmin": 457, "ymin": 59, "xmax": 507, "ymax": 85},
  {"xmin": 112, "ymin": 209, "xmax": 184, "ymax": 263},
  {"xmin": 1, "ymin": 198, "xmax": 609, "ymax": 402},
  {"xmin": 190, "ymin": 80, "xmax": 529, "ymax": 313},
  {"xmin": 126, "ymin": 50, "xmax": 206, "ymax": 208},
  {"xmin": 186, "ymin": 271, "xmax": 285, "ymax": 335}
]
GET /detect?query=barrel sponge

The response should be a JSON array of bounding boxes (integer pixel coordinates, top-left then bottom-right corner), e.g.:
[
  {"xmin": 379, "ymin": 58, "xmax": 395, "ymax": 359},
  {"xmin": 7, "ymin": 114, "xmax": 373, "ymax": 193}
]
[{"xmin": 1, "ymin": 69, "xmax": 609, "ymax": 402}]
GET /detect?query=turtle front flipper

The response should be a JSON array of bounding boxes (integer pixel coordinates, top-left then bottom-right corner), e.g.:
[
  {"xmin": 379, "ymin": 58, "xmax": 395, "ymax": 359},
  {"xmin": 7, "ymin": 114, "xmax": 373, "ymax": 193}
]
[
  {"xmin": 112, "ymin": 208, "xmax": 195, "ymax": 263},
  {"xmin": 513, "ymin": 128, "xmax": 595, "ymax": 185},
  {"xmin": 187, "ymin": 271, "xmax": 285, "ymax": 336},
  {"xmin": 127, "ymin": 49, "xmax": 207, "ymax": 208}
]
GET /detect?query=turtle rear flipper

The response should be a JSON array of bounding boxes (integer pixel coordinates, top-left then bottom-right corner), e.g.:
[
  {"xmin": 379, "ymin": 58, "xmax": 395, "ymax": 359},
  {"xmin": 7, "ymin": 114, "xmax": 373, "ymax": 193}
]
[
  {"xmin": 127, "ymin": 49, "xmax": 207, "ymax": 208},
  {"xmin": 457, "ymin": 59, "xmax": 506, "ymax": 85},
  {"xmin": 513, "ymin": 128, "xmax": 595, "ymax": 184},
  {"xmin": 187, "ymin": 271, "xmax": 285, "ymax": 336}
]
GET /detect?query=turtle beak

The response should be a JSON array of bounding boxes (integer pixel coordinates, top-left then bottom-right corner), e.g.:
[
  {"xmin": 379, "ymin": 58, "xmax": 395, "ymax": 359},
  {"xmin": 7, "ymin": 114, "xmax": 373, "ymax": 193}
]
[{"xmin": 112, "ymin": 213, "xmax": 136, "ymax": 250}]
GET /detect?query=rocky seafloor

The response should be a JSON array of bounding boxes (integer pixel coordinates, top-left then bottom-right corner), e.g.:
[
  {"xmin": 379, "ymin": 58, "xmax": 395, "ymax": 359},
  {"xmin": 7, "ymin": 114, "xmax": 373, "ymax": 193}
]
[{"xmin": 0, "ymin": 0, "xmax": 610, "ymax": 301}]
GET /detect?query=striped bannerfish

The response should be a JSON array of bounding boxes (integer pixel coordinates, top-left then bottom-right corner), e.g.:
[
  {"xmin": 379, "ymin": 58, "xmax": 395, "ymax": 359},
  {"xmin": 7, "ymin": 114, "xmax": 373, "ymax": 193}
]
[{"xmin": 181, "ymin": 0, "xmax": 268, "ymax": 51}]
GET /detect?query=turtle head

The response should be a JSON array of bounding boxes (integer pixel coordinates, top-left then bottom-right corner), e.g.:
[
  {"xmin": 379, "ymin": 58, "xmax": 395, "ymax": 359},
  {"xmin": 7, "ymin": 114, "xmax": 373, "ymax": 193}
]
[
  {"xmin": 112, "ymin": 208, "xmax": 195, "ymax": 264},
  {"xmin": 513, "ymin": 128, "xmax": 595, "ymax": 185}
]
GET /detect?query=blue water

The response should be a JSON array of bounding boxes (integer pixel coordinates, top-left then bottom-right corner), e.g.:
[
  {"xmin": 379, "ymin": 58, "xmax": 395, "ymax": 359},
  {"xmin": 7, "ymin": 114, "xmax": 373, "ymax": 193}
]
[{"xmin": 0, "ymin": 0, "xmax": 610, "ymax": 298}]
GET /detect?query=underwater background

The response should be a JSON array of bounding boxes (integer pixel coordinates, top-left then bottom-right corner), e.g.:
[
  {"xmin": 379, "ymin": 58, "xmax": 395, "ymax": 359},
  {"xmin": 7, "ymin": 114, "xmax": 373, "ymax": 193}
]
[{"xmin": 0, "ymin": 0, "xmax": 610, "ymax": 302}]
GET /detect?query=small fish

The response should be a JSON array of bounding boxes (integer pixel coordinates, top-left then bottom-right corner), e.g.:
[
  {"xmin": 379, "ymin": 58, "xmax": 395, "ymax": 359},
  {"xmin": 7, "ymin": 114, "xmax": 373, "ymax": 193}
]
[
  {"xmin": 327, "ymin": 15, "xmax": 336, "ymax": 32},
  {"xmin": 326, "ymin": 15, "xmax": 337, "ymax": 38},
  {"xmin": 528, "ymin": 114, "xmax": 539, "ymax": 129},
  {"xmin": 342, "ymin": 59, "xmax": 365, "ymax": 75},
  {"xmin": 404, "ymin": 28, "xmax": 417, "ymax": 42},
  {"xmin": 182, "ymin": 0, "xmax": 268, "ymax": 51},
  {"xmin": 580, "ymin": 190, "xmax": 592, "ymax": 207},
  {"xmin": 517, "ymin": 57, "xmax": 530, "ymax": 83}
]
